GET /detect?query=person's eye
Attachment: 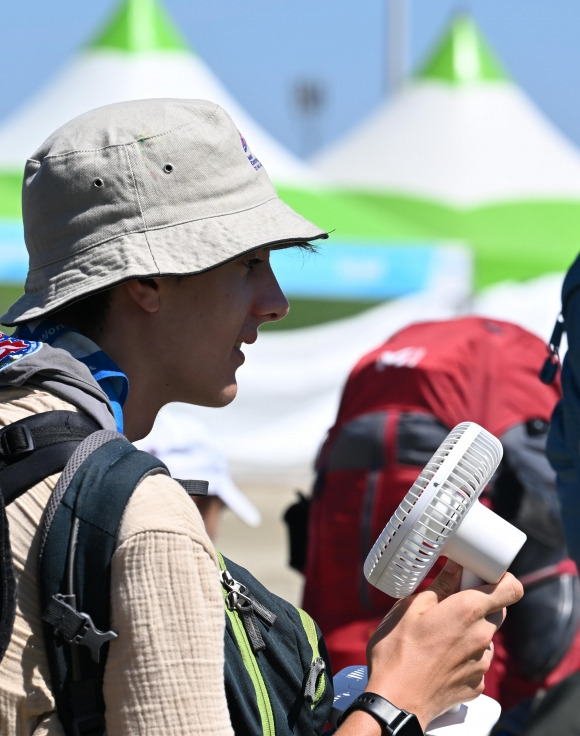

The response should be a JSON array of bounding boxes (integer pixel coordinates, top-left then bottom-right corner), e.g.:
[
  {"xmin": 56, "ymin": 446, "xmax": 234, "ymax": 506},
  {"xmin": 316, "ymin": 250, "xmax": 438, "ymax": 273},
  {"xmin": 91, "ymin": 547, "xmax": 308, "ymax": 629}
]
[{"xmin": 243, "ymin": 257, "xmax": 263, "ymax": 271}]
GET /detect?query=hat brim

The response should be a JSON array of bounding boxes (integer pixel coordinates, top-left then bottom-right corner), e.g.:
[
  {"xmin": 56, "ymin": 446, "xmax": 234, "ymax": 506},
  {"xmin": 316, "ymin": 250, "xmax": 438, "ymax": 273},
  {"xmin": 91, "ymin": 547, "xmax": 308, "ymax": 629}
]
[
  {"xmin": 209, "ymin": 478, "xmax": 262, "ymax": 527},
  {"xmin": 2, "ymin": 195, "xmax": 327, "ymax": 325}
]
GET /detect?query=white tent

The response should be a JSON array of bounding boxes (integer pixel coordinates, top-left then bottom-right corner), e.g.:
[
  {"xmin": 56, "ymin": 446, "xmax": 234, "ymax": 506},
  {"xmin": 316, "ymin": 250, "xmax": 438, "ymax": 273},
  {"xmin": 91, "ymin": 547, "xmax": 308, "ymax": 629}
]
[
  {"xmin": 313, "ymin": 13, "xmax": 580, "ymax": 205},
  {"xmin": 310, "ymin": 14, "xmax": 580, "ymax": 286},
  {"xmin": 0, "ymin": 0, "xmax": 317, "ymax": 188}
]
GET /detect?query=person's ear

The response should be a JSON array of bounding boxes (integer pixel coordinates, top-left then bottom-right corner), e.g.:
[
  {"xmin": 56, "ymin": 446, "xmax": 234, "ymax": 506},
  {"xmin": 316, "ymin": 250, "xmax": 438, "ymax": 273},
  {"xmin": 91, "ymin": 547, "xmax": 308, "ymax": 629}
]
[{"xmin": 124, "ymin": 278, "xmax": 161, "ymax": 314}]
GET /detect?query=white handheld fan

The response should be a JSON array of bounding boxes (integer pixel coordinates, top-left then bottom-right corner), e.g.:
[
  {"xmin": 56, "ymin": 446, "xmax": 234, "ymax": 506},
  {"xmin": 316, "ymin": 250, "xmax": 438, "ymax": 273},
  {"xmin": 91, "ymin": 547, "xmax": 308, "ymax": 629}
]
[
  {"xmin": 364, "ymin": 421, "xmax": 526, "ymax": 596},
  {"xmin": 363, "ymin": 421, "xmax": 527, "ymax": 736}
]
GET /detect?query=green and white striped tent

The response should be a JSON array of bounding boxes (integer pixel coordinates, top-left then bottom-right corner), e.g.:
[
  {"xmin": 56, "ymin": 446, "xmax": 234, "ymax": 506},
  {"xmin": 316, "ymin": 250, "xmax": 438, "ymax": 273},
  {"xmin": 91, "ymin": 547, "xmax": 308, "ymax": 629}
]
[
  {"xmin": 312, "ymin": 14, "xmax": 580, "ymax": 288},
  {"xmin": 0, "ymin": 0, "xmax": 470, "ymax": 311}
]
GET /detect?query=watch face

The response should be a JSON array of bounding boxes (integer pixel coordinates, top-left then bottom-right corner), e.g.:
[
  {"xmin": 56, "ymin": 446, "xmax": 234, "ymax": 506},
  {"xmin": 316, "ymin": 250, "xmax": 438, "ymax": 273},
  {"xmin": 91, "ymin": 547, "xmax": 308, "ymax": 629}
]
[{"xmin": 393, "ymin": 713, "xmax": 424, "ymax": 736}]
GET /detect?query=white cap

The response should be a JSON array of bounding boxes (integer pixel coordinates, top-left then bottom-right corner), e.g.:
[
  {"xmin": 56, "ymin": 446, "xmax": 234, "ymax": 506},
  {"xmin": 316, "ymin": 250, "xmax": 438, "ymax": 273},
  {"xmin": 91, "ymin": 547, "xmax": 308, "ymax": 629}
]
[{"xmin": 135, "ymin": 407, "xmax": 261, "ymax": 527}]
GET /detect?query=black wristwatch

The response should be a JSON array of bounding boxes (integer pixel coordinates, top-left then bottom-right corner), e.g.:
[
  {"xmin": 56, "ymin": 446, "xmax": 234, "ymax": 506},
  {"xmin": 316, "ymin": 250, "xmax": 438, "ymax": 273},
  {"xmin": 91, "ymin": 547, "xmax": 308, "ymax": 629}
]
[{"xmin": 335, "ymin": 692, "xmax": 424, "ymax": 735}]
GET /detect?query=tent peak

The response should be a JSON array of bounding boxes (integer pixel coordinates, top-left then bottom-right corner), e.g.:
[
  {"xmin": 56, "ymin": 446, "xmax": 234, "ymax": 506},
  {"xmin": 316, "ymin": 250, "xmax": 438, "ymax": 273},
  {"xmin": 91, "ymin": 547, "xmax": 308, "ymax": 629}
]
[
  {"xmin": 87, "ymin": 0, "xmax": 191, "ymax": 54},
  {"xmin": 416, "ymin": 13, "xmax": 509, "ymax": 85}
]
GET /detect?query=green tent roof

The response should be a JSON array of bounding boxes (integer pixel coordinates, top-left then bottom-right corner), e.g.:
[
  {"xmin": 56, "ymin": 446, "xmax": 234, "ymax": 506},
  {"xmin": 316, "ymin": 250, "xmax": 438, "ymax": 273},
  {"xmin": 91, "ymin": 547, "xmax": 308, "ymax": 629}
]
[
  {"xmin": 87, "ymin": 0, "xmax": 190, "ymax": 54},
  {"xmin": 417, "ymin": 14, "xmax": 508, "ymax": 85}
]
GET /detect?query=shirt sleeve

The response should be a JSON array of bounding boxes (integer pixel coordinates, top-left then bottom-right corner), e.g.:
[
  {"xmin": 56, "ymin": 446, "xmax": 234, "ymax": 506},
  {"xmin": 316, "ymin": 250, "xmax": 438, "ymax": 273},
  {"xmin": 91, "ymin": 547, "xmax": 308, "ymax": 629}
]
[{"xmin": 103, "ymin": 474, "xmax": 233, "ymax": 736}]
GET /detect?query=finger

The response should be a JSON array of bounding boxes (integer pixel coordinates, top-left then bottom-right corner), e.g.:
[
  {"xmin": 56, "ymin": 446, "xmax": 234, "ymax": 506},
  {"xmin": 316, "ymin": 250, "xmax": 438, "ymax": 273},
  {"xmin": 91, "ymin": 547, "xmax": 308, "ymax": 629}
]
[
  {"xmin": 485, "ymin": 608, "xmax": 505, "ymax": 629},
  {"xmin": 423, "ymin": 558, "xmax": 463, "ymax": 602},
  {"xmin": 468, "ymin": 572, "xmax": 524, "ymax": 617}
]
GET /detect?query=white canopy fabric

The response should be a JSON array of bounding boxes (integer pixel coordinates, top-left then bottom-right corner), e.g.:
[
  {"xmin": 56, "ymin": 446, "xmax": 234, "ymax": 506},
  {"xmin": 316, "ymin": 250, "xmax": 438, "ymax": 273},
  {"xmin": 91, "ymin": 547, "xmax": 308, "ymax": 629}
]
[
  {"xmin": 312, "ymin": 15, "xmax": 580, "ymax": 206},
  {"xmin": 313, "ymin": 83, "xmax": 580, "ymax": 206}
]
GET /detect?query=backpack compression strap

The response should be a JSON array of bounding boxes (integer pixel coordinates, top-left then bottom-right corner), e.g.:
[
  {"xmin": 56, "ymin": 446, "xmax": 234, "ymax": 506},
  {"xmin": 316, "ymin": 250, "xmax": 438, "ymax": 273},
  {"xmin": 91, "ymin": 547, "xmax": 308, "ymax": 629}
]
[
  {"xmin": 39, "ymin": 431, "xmax": 170, "ymax": 736},
  {"xmin": 0, "ymin": 411, "xmax": 100, "ymax": 664}
]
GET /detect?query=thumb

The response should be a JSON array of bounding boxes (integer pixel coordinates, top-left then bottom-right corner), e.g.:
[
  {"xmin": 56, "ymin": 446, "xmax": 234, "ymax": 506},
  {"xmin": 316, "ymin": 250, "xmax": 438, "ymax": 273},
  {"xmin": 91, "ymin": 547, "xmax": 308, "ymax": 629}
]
[{"xmin": 424, "ymin": 559, "xmax": 463, "ymax": 602}]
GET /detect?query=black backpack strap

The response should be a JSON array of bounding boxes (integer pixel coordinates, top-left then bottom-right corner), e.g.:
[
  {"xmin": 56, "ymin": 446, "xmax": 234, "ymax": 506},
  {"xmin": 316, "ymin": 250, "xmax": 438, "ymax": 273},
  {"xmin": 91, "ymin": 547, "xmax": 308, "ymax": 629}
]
[
  {"xmin": 0, "ymin": 492, "xmax": 15, "ymax": 662},
  {"xmin": 0, "ymin": 411, "xmax": 101, "ymax": 504},
  {"xmin": 0, "ymin": 411, "xmax": 100, "ymax": 666},
  {"xmin": 175, "ymin": 478, "xmax": 209, "ymax": 497},
  {"xmin": 39, "ymin": 431, "xmax": 169, "ymax": 736}
]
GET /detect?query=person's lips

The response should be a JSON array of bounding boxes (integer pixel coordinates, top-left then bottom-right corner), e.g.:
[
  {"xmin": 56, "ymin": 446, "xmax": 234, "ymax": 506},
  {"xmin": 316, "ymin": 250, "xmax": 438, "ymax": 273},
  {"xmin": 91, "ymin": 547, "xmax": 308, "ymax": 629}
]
[{"xmin": 233, "ymin": 342, "xmax": 245, "ymax": 363}]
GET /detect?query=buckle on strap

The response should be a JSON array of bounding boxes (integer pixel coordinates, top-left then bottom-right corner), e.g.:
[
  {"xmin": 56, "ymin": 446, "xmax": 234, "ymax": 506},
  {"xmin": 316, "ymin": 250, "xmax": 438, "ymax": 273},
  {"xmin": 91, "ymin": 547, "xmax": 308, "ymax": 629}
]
[
  {"xmin": 43, "ymin": 594, "xmax": 118, "ymax": 663},
  {"xmin": 0, "ymin": 424, "xmax": 34, "ymax": 461}
]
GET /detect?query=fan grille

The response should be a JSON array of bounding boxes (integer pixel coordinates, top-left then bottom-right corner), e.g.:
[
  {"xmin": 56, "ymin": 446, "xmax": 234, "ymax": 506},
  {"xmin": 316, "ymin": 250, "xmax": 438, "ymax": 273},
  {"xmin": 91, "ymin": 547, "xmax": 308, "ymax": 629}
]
[{"xmin": 364, "ymin": 422, "xmax": 502, "ymax": 598}]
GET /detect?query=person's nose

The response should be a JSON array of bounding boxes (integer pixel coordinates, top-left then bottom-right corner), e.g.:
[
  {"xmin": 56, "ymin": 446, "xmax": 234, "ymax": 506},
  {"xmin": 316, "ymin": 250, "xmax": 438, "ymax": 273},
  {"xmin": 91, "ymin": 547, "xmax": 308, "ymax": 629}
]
[{"xmin": 257, "ymin": 264, "xmax": 290, "ymax": 325}]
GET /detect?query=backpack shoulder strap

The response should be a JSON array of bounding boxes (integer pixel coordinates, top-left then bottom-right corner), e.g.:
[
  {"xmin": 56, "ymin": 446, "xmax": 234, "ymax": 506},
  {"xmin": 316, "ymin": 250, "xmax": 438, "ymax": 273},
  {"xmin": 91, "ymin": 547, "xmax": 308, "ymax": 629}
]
[
  {"xmin": 541, "ymin": 252, "xmax": 580, "ymax": 385},
  {"xmin": 0, "ymin": 411, "xmax": 100, "ymax": 664},
  {"xmin": 39, "ymin": 430, "xmax": 169, "ymax": 736}
]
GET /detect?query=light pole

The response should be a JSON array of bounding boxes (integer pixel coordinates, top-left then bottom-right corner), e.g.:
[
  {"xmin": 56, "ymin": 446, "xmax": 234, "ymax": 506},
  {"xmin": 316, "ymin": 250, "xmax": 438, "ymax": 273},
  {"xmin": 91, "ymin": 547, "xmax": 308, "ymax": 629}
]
[
  {"xmin": 386, "ymin": 0, "xmax": 409, "ymax": 95},
  {"xmin": 292, "ymin": 80, "xmax": 326, "ymax": 159}
]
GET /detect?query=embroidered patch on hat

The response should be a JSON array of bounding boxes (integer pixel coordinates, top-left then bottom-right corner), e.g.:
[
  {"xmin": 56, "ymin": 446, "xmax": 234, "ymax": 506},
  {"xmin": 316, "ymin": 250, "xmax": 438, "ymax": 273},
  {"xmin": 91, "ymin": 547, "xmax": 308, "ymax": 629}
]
[
  {"xmin": 0, "ymin": 334, "xmax": 43, "ymax": 372},
  {"xmin": 239, "ymin": 132, "xmax": 262, "ymax": 171}
]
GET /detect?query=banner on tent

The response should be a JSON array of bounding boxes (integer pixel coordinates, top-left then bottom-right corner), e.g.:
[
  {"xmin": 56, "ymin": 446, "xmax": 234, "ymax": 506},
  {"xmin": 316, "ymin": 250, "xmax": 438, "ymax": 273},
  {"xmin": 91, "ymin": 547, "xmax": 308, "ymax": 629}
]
[
  {"xmin": 271, "ymin": 241, "xmax": 472, "ymax": 300},
  {"xmin": 0, "ymin": 225, "xmax": 472, "ymax": 302}
]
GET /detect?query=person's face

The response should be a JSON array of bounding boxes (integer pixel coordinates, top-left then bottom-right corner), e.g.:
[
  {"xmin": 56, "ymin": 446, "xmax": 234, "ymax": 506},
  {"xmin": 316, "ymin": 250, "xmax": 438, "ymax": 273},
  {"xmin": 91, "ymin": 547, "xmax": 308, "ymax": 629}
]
[{"xmin": 157, "ymin": 247, "xmax": 289, "ymax": 407}]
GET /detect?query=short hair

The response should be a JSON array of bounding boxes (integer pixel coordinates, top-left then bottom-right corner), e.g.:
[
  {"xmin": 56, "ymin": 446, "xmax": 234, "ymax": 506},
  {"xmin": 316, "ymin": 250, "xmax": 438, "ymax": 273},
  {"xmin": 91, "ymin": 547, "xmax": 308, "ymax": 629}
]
[{"xmin": 49, "ymin": 288, "xmax": 113, "ymax": 342}]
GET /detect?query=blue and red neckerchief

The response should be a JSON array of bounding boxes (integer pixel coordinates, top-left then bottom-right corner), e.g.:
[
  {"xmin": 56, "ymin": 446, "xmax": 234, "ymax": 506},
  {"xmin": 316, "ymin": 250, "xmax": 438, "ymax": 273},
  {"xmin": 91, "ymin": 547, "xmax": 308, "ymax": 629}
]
[{"xmin": 12, "ymin": 321, "xmax": 128, "ymax": 433}]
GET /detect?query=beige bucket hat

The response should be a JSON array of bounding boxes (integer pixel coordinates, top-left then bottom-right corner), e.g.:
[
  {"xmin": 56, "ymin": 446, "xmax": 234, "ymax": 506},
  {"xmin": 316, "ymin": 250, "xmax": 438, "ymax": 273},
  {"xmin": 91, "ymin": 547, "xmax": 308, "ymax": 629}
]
[{"xmin": 2, "ymin": 98, "xmax": 327, "ymax": 325}]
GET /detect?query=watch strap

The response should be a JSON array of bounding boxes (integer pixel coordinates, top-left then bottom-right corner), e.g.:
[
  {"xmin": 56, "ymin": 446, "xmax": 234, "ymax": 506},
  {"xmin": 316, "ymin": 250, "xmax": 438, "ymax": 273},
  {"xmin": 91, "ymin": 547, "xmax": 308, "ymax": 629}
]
[{"xmin": 335, "ymin": 692, "xmax": 424, "ymax": 735}]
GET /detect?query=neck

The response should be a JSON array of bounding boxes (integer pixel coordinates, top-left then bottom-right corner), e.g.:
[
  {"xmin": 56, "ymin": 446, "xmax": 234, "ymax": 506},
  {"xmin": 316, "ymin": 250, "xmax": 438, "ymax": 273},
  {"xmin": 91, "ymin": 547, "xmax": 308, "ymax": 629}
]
[
  {"xmin": 121, "ymin": 389, "xmax": 161, "ymax": 441},
  {"xmin": 88, "ymin": 280, "xmax": 177, "ymax": 441},
  {"xmin": 93, "ymin": 325, "xmax": 166, "ymax": 442}
]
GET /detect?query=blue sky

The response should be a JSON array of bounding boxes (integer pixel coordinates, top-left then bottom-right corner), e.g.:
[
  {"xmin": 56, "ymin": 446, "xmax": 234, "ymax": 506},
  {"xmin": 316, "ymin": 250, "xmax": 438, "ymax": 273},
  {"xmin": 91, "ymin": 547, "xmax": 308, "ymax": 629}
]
[{"xmin": 1, "ymin": 1, "xmax": 579, "ymax": 160}]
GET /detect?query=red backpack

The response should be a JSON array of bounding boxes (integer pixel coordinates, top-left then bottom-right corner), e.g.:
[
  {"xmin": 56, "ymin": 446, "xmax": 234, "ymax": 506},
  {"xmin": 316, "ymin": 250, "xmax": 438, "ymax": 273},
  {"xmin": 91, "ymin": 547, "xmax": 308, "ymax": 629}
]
[{"xmin": 300, "ymin": 317, "xmax": 580, "ymax": 710}]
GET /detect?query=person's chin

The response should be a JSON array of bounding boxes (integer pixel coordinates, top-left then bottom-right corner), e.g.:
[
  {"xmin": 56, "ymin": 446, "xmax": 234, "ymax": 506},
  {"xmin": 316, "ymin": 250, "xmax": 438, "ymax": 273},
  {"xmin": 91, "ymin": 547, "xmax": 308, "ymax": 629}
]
[{"xmin": 210, "ymin": 382, "xmax": 238, "ymax": 408}]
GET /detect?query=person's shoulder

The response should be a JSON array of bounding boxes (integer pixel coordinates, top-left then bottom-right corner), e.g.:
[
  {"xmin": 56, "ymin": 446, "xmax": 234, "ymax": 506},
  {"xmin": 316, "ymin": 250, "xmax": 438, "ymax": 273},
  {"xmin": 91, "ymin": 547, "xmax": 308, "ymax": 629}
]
[
  {"xmin": 0, "ymin": 385, "xmax": 76, "ymax": 424},
  {"xmin": 118, "ymin": 470, "xmax": 216, "ymax": 555}
]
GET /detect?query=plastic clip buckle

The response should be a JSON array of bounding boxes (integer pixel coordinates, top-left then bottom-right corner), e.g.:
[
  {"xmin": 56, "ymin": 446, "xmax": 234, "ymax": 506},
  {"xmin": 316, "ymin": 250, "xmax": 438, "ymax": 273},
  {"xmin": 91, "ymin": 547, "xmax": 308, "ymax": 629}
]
[{"xmin": 0, "ymin": 424, "xmax": 34, "ymax": 460}]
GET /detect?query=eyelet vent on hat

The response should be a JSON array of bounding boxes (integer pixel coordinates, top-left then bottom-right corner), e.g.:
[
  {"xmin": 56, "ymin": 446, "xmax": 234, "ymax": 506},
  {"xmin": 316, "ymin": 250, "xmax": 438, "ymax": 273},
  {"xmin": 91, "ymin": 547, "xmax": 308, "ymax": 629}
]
[
  {"xmin": 163, "ymin": 163, "xmax": 174, "ymax": 174},
  {"xmin": 93, "ymin": 178, "xmax": 104, "ymax": 188}
]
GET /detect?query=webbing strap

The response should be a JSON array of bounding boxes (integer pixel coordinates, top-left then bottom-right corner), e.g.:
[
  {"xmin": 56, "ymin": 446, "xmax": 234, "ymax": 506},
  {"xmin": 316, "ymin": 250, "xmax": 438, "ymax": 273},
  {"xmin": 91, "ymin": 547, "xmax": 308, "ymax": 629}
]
[
  {"xmin": 175, "ymin": 478, "xmax": 209, "ymax": 496},
  {"xmin": 0, "ymin": 411, "xmax": 99, "ymax": 464},
  {"xmin": 39, "ymin": 430, "xmax": 120, "ymax": 562},
  {"xmin": 0, "ymin": 412, "xmax": 100, "ymax": 504},
  {"xmin": 1, "ymin": 443, "xmax": 86, "ymax": 505},
  {"xmin": 0, "ymin": 411, "xmax": 100, "ymax": 664},
  {"xmin": 39, "ymin": 434, "xmax": 169, "ymax": 736},
  {"xmin": 0, "ymin": 493, "xmax": 15, "ymax": 662}
]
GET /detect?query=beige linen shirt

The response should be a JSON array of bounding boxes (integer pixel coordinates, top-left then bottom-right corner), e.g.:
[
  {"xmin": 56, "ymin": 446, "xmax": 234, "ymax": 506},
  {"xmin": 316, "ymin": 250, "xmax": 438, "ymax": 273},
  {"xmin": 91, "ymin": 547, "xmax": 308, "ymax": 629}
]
[{"xmin": 0, "ymin": 387, "xmax": 233, "ymax": 736}]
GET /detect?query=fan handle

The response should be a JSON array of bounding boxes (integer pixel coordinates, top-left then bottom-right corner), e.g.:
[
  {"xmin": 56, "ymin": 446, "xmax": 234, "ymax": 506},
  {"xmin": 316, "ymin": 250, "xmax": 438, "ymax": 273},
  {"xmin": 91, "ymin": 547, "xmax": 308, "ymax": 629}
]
[{"xmin": 440, "ymin": 499, "xmax": 526, "ymax": 591}]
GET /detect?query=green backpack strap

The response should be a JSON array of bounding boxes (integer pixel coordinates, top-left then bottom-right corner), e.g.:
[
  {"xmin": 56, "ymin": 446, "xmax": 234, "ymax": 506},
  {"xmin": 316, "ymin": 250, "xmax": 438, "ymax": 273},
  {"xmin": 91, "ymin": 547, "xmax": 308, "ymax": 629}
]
[{"xmin": 39, "ymin": 429, "xmax": 170, "ymax": 736}]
